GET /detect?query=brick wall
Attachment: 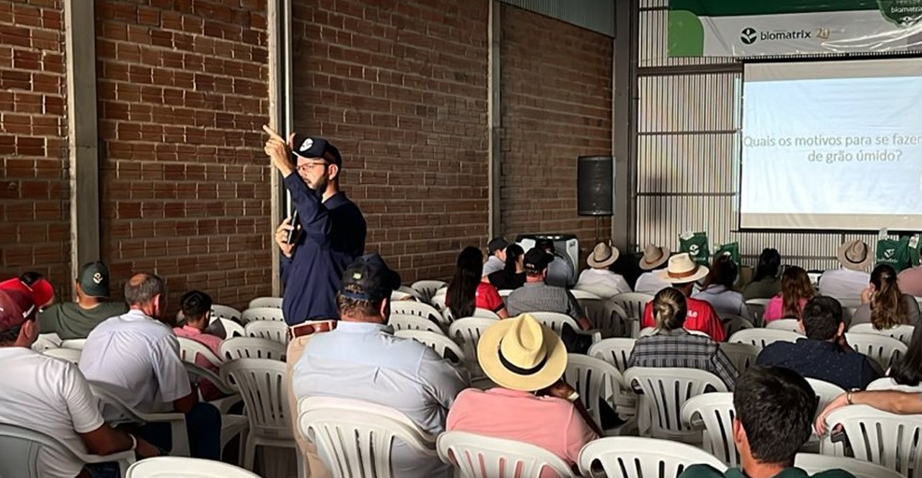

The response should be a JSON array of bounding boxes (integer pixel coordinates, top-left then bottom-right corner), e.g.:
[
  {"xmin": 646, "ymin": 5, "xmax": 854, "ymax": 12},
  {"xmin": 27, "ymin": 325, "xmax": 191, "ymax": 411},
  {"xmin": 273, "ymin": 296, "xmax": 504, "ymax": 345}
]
[
  {"xmin": 96, "ymin": 0, "xmax": 271, "ymax": 313},
  {"xmin": 500, "ymin": 5, "xmax": 613, "ymax": 264},
  {"xmin": 290, "ymin": 0, "xmax": 490, "ymax": 282},
  {"xmin": 0, "ymin": 0, "xmax": 70, "ymax": 297}
]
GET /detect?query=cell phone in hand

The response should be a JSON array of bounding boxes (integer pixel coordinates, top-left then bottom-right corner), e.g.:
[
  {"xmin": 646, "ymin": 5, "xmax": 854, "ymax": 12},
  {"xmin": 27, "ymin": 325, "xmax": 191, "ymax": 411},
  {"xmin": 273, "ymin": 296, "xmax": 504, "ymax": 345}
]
[{"xmin": 286, "ymin": 210, "xmax": 302, "ymax": 245}]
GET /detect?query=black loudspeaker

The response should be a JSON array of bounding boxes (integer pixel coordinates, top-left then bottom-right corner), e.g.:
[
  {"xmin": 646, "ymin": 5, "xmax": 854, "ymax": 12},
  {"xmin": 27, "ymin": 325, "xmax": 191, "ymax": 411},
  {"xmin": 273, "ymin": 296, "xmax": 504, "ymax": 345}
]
[{"xmin": 577, "ymin": 156, "xmax": 614, "ymax": 216}]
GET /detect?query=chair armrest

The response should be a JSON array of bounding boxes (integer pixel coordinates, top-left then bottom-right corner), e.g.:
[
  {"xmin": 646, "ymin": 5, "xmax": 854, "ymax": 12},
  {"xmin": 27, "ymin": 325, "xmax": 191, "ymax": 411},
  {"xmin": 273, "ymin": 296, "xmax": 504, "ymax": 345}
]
[
  {"xmin": 184, "ymin": 362, "xmax": 236, "ymax": 396},
  {"xmin": 133, "ymin": 411, "xmax": 189, "ymax": 457}
]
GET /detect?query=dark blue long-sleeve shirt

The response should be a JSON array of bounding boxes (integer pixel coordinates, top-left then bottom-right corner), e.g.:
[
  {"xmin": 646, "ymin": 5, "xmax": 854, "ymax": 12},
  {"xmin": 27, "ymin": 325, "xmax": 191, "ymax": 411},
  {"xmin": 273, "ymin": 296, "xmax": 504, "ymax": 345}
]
[{"xmin": 281, "ymin": 173, "xmax": 366, "ymax": 325}]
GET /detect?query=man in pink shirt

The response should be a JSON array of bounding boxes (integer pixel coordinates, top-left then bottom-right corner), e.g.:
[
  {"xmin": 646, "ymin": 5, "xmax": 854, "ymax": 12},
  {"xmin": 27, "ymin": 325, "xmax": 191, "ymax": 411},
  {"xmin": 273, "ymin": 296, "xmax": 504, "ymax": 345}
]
[
  {"xmin": 446, "ymin": 314, "xmax": 600, "ymax": 477},
  {"xmin": 173, "ymin": 290, "xmax": 224, "ymax": 400}
]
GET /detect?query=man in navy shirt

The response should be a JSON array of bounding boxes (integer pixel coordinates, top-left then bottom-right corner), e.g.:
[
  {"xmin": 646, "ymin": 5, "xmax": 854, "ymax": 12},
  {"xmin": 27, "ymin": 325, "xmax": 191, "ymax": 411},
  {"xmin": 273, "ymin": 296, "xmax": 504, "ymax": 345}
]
[{"xmin": 263, "ymin": 125, "xmax": 366, "ymax": 332}]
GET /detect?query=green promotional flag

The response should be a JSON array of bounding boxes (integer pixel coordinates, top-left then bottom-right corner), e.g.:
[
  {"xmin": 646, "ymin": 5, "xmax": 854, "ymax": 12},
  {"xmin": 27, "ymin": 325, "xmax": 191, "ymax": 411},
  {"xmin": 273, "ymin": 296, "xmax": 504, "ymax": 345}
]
[
  {"xmin": 715, "ymin": 242, "xmax": 741, "ymax": 267},
  {"xmin": 679, "ymin": 231, "xmax": 710, "ymax": 266},
  {"xmin": 876, "ymin": 236, "xmax": 911, "ymax": 271}
]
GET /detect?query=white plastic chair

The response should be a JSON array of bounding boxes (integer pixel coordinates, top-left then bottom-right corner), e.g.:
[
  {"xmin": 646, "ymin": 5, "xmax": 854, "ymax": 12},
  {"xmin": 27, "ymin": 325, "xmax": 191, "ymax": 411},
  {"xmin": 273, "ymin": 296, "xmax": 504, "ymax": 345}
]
[
  {"xmin": 391, "ymin": 289, "xmax": 414, "ymax": 301},
  {"xmin": 215, "ymin": 317, "xmax": 245, "ymax": 339},
  {"xmin": 528, "ymin": 311, "xmax": 581, "ymax": 336},
  {"xmin": 411, "ymin": 280, "xmax": 446, "ymax": 303},
  {"xmin": 472, "ymin": 307, "xmax": 500, "ymax": 319},
  {"xmin": 181, "ymin": 363, "xmax": 249, "ymax": 459},
  {"xmin": 298, "ymin": 396, "xmax": 437, "ymax": 478},
  {"xmin": 570, "ymin": 289, "xmax": 602, "ymax": 300},
  {"xmin": 32, "ymin": 333, "xmax": 61, "ymax": 351},
  {"xmin": 390, "ymin": 300, "xmax": 445, "ymax": 324},
  {"xmin": 394, "ymin": 329, "xmax": 465, "ymax": 365},
  {"xmin": 247, "ymin": 297, "xmax": 283, "ymax": 310},
  {"xmin": 820, "ymin": 404, "xmax": 922, "ymax": 477},
  {"xmin": 90, "ymin": 384, "xmax": 190, "ymax": 457},
  {"xmin": 240, "ymin": 307, "xmax": 285, "ymax": 324},
  {"xmin": 564, "ymin": 354, "xmax": 636, "ymax": 433},
  {"xmin": 61, "ymin": 338, "xmax": 87, "ymax": 350},
  {"xmin": 803, "ymin": 378, "xmax": 845, "ymax": 420},
  {"xmin": 221, "ymin": 359, "xmax": 300, "ymax": 475},
  {"xmin": 430, "ymin": 293, "xmax": 448, "ymax": 313},
  {"xmin": 795, "ymin": 453, "xmax": 904, "ymax": 478},
  {"xmin": 244, "ymin": 320, "xmax": 288, "ymax": 345},
  {"xmin": 438, "ymin": 431, "xmax": 576, "ymax": 478},
  {"xmin": 623, "ymin": 367, "xmax": 728, "ymax": 443},
  {"xmin": 219, "ymin": 337, "xmax": 287, "ymax": 361},
  {"xmin": 866, "ymin": 377, "xmax": 922, "ymax": 392},
  {"xmin": 176, "ymin": 337, "xmax": 222, "ymax": 368},
  {"xmin": 745, "ymin": 298, "xmax": 770, "ymax": 327},
  {"xmin": 578, "ymin": 436, "xmax": 727, "ymax": 478},
  {"xmin": 0, "ymin": 422, "xmax": 135, "ymax": 478},
  {"xmin": 211, "ymin": 305, "xmax": 242, "ymax": 322},
  {"xmin": 583, "ymin": 299, "xmax": 629, "ymax": 338},
  {"xmin": 721, "ymin": 315, "xmax": 754, "ymax": 337},
  {"xmin": 126, "ymin": 456, "xmax": 260, "ymax": 477},
  {"xmin": 718, "ymin": 342, "xmax": 759, "ymax": 373},
  {"xmin": 611, "ymin": 292, "xmax": 654, "ymax": 320},
  {"xmin": 389, "ymin": 313, "xmax": 444, "ymax": 334},
  {"xmin": 588, "ymin": 338, "xmax": 636, "ymax": 373},
  {"xmin": 448, "ymin": 318, "xmax": 497, "ymax": 378},
  {"xmin": 638, "ymin": 327, "xmax": 710, "ymax": 338},
  {"xmin": 845, "ymin": 333, "xmax": 907, "ymax": 370},
  {"xmin": 765, "ymin": 318, "xmax": 803, "ymax": 334},
  {"xmin": 728, "ymin": 328, "xmax": 801, "ymax": 351},
  {"xmin": 848, "ymin": 323, "xmax": 915, "ymax": 346},
  {"xmin": 681, "ymin": 392, "xmax": 738, "ymax": 467},
  {"xmin": 42, "ymin": 347, "xmax": 82, "ymax": 364},
  {"xmin": 498, "ymin": 289, "xmax": 513, "ymax": 298}
]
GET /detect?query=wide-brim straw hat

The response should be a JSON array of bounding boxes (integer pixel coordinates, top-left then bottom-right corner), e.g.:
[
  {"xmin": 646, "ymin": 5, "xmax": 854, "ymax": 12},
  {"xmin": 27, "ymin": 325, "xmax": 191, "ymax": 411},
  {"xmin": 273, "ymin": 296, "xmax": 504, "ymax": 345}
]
[
  {"xmin": 639, "ymin": 244, "xmax": 670, "ymax": 271},
  {"xmin": 477, "ymin": 314, "xmax": 567, "ymax": 392},
  {"xmin": 587, "ymin": 242, "xmax": 620, "ymax": 269},
  {"xmin": 837, "ymin": 240, "xmax": 873, "ymax": 271},
  {"xmin": 654, "ymin": 252, "xmax": 709, "ymax": 284}
]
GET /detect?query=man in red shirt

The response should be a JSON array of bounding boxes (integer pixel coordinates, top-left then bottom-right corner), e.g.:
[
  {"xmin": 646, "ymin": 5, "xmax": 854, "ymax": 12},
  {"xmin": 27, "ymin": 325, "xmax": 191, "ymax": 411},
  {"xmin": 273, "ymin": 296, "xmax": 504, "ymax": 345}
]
[{"xmin": 642, "ymin": 253, "xmax": 726, "ymax": 341}]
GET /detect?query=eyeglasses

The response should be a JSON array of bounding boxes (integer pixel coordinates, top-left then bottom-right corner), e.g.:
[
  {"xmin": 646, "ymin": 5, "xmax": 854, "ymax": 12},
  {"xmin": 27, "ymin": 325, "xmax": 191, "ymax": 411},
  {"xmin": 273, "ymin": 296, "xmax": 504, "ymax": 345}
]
[{"xmin": 297, "ymin": 162, "xmax": 329, "ymax": 173}]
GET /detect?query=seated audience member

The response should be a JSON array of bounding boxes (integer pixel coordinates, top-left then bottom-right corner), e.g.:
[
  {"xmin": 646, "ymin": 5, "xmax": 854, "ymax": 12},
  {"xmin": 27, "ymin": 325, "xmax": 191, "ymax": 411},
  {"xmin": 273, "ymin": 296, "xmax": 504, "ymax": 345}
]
[
  {"xmin": 630, "ymin": 288, "xmax": 737, "ymax": 389},
  {"xmin": 763, "ymin": 266, "xmax": 816, "ymax": 323},
  {"xmin": 818, "ymin": 240, "xmax": 872, "ymax": 304},
  {"xmin": 488, "ymin": 243, "xmax": 525, "ymax": 290},
  {"xmin": 293, "ymin": 253, "xmax": 468, "ymax": 478},
  {"xmin": 574, "ymin": 242, "xmax": 632, "ymax": 299},
  {"xmin": 634, "ymin": 243, "xmax": 672, "ymax": 295},
  {"xmin": 897, "ymin": 262, "xmax": 922, "ymax": 297},
  {"xmin": 482, "ymin": 237, "xmax": 508, "ymax": 277},
  {"xmin": 641, "ymin": 253, "xmax": 726, "ymax": 341},
  {"xmin": 694, "ymin": 253, "xmax": 753, "ymax": 321},
  {"xmin": 447, "ymin": 314, "xmax": 600, "ymax": 478},
  {"xmin": 538, "ymin": 239, "xmax": 577, "ymax": 289},
  {"xmin": 1, "ymin": 271, "xmax": 55, "ymax": 309},
  {"xmin": 888, "ymin": 322, "xmax": 922, "ymax": 386},
  {"xmin": 682, "ymin": 366, "xmax": 855, "ymax": 478},
  {"xmin": 742, "ymin": 248, "xmax": 782, "ymax": 300},
  {"xmin": 173, "ymin": 290, "xmax": 224, "ymax": 401},
  {"xmin": 38, "ymin": 262, "xmax": 128, "ymax": 340},
  {"xmin": 0, "ymin": 283, "xmax": 159, "ymax": 478},
  {"xmin": 850, "ymin": 264, "xmax": 920, "ymax": 328},
  {"xmin": 816, "ymin": 386, "xmax": 922, "ymax": 436},
  {"xmin": 447, "ymin": 247, "xmax": 508, "ymax": 319},
  {"xmin": 757, "ymin": 296, "xmax": 880, "ymax": 390},
  {"xmin": 80, "ymin": 273, "xmax": 221, "ymax": 460}
]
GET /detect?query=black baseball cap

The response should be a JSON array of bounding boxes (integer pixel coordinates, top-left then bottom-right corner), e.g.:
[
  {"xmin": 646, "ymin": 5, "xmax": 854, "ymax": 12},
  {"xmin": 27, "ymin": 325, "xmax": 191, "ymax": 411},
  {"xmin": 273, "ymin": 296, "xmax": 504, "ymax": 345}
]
[
  {"xmin": 523, "ymin": 247, "xmax": 553, "ymax": 272},
  {"xmin": 340, "ymin": 253, "xmax": 402, "ymax": 302},
  {"xmin": 77, "ymin": 261, "xmax": 110, "ymax": 298},
  {"xmin": 291, "ymin": 133, "xmax": 342, "ymax": 167},
  {"xmin": 488, "ymin": 237, "xmax": 509, "ymax": 254}
]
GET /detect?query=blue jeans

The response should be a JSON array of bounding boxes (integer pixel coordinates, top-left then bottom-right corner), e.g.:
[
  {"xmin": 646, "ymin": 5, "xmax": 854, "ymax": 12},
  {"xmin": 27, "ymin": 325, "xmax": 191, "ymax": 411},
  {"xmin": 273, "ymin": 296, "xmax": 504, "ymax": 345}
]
[
  {"xmin": 134, "ymin": 402, "xmax": 222, "ymax": 460},
  {"xmin": 84, "ymin": 462, "xmax": 120, "ymax": 478}
]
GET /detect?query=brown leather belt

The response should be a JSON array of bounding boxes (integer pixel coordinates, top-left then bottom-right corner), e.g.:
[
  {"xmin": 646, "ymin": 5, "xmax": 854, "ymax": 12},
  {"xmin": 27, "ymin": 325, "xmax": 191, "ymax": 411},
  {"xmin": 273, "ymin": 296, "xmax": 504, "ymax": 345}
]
[{"xmin": 287, "ymin": 320, "xmax": 337, "ymax": 340}]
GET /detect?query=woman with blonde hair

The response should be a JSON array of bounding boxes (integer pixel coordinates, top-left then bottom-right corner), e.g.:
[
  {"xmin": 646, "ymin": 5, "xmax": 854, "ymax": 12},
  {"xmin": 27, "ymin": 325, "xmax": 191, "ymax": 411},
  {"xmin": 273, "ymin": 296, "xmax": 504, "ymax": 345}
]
[
  {"xmin": 763, "ymin": 266, "xmax": 815, "ymax": 322},
  {"xmin": 850, "ymin": 264, "xmax": 919, "ymax": 329}
]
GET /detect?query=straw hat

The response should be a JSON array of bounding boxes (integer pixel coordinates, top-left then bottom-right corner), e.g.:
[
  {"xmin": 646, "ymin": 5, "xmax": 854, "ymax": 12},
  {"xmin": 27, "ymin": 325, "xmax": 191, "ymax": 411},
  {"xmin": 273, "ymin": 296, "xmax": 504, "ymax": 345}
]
[
  {"xmin": 477, "ymin": 314, "xmax": 567, "ymax": 392},
  {"xmin": 837, "ymin": 240, "xmax": 873, "ymax": 271},
  {"xmin": 654, "ymin": 252, "xmax": 710, "ymax": 284},
  {"xmin": 639, "ymin": 244, "xmax": 670, "ymax": 271},
  {"xmin": 587, "ymin": 242, "xmax": 620, "ymax": 269}
]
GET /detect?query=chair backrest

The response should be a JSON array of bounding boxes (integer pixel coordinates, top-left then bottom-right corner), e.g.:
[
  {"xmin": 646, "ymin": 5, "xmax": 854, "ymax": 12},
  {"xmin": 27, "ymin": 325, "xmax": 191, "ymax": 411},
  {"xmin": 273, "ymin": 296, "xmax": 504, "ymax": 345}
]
[
  {"xmin": 744, "ymin": 299, "xmax": 770, "ymax": 326},
  {"xmin": 126, "ymin": 456, "xmax": 260, "ymax": 477},
  {"xmin": 564, "ymin": 354, "xmax": 631, "ymax": 430},
  {"xmin": 681, "ymin": 392, "xmax": 738, "ymax": 467},
  {"xmin": 0, "ymin": 422, "xmax": 133, "ymax": 478},
  {"xmin": 298, "ymin": 396, "xmax": 437, "ymax": 478},
  {"xmin": 498, "ymin": 289, "xmax": 514, "ymax": 298},
  {"xmin": 389, "ymin": 314, "xmax": 444, "ymax": 334},
  {"xmin": 611, "ymin": 292, "xmax": 654, "ymax": 319},
  {"xmin": 438, "ymin": 431, "xmax": 575, "ymax": 478},
  {"xmin": 411, "ymin": 280, "xmax": 447, "ymax": 303},
  {"xmin": 391, "ymin": 290, "xmax": 414, "ymax": 301},
  {"xmin": 765, "ymin": 318, "xmax": 803, "ymax": 333},
  {"xmin": 32, "ymin": 333, "xmax": 61, "ymax": 351},
  {"xmin": 794, "ymin": 453, "xmax": 904, "ymax": 478},
  {"xmin": 216, "ymin": 317, "xmax": 245, "ymax": 339},
  {"xmin": 472, "ymin": 308, "xmax": 500, "ymax": 319},
  {"xmin": 623, "ymin": 367, "xmax": 728, "ymax": 442},
  {"xmin": 570, "ymin": 289, "xmax": 601, "ymax": 300},
  {"xmin": 448, "ymin": 318, "xmax": 498, "ymax": 375},
  {"xmin": 394, "ymin": 329, "xmax": 466, "ymax": 365},
  {"xmin": 721, "ymin": 315, "xmax": 754, "ymax": 337},
  {"xmin": 221, "ymin": 359, "xmax": 293, "ymax": 439},
  {"xmin": 803, "ymin": 378, "xmax": 845, "ymax": 419},
  {"xmin": 176, "ymin": 337, "xmax": 222, "ymax": 368},
  {"xmin": 210, "ymin": 304, "xmax": 241, "ymax": 321},
  {"xmin": 243, "ymin": 320, "xmax": 288, "ymax": 345},
  {"xmin": 219, "ymin": 337, "xmax": 287, "ymax": 361},
  {"xmin": 578, "ymin": 436, "xmax": 727, "ymax": 478},
  {"xmin": 247, "ymin": 297, "xmax": 283, "ymax": 310},
  {"xmin": 588, "ymin": 338, "xmax": 636, "ymax": 373},
  {"xmin": 717, "ymin": 342, "xmax": 759, "ymax": 373},
  {"xmin": 728, "ymin": 329, "xmax": 801, "ymax": 351},
  {"xmin": 60, "ymin": 339, "xmax": 87, "ymax": 350},
  {"xmin": 430, "ymin": 292, "xmax": 448, "ymax": 312},
  {"xmin": 582, "ymin": 299, "xmax": 628, "ymax": 338},
  {"xmin": 848, "ymin": 323, "xmax": 915, "ymax": 346},
  {"xmin": 528, "ymin": 311, "xmax": 580, "ymax": 336},
  {"xmin": 821, "ymin": 405, "xmax": 922, "ymax": 476},
  {"xmin": 639, "ymin": 327, "xmax": 709, "ymax": 338},
  {"xmin": 866, "ymin": 377, "xmax": 922, "ymax": 392},
  {"xmin": 240, "ymin": 307, "xmax": 285, "ymax": 324},
  {"xmin": 390, "ymin": 301, "xmax": 443, "ymax": 323},
  {"xmin": 845, "ymin": 333, "xmax": 907, "ymax": 370},
  {"xmin": 42, "ymin": 347, "xmax": 82, "ymax": 364}
]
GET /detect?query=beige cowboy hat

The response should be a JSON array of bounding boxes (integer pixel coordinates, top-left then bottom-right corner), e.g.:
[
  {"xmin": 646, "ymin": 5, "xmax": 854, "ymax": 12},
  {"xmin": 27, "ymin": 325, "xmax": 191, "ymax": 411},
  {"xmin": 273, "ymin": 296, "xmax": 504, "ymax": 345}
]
[
  {"xmin": 478, "ymin": 314, "xmax": 567, "ymax": 392},
  {"xmin": 587, "ymin": 242, "xmax": 619, "ymax": 269},
  {"xmin": 837, "ymin": 240, "xmax": 873, "ymax": 271},
  {"xmin": 639, "ymin": 243, "xmax": 670, "ymax": 271},
  {"xmin": 654, "ymin": 252, "xmax": 710, "ymax": 284}
]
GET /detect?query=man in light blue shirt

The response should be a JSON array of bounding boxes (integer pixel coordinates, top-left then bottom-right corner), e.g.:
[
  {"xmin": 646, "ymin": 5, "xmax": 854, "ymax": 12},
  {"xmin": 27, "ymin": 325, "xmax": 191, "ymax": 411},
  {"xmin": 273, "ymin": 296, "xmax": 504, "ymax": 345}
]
[{"xmin": 293, "ymin": 253, "xmax": 468, "ymax": 478}]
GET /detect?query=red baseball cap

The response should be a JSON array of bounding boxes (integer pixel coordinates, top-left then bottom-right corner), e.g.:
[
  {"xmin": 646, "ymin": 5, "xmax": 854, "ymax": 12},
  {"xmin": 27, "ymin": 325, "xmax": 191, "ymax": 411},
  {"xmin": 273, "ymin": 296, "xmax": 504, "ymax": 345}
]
[
  {"xmin": 0, "ymin": 288, "xmax": 36, "ymax": 331},
  {"xmin": 0, "ymin": 277, "xmax": 54, "ymax": 308}
]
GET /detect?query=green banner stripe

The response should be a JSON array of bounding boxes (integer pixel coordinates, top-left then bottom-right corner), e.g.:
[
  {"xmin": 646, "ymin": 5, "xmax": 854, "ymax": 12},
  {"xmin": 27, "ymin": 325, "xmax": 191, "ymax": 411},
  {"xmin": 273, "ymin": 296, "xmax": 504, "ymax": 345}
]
[{"xmin": 669, "ymin": 0, "xmax": 879, "ymax": 16}]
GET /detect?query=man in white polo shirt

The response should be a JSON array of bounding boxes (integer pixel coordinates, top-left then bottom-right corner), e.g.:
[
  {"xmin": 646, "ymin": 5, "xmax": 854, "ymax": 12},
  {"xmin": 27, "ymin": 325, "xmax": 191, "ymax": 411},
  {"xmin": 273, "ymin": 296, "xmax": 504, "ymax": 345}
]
[
  {"xmin": 818, "ymin": 240, "xmax": 873, "ymax": 306},
  {"xmin": 0, "ymin": 282, "xmax": 158, "ymax": 478},
  {"xmin": 80, "ymin": 273, "xmax": 221, "ymax": 460}
]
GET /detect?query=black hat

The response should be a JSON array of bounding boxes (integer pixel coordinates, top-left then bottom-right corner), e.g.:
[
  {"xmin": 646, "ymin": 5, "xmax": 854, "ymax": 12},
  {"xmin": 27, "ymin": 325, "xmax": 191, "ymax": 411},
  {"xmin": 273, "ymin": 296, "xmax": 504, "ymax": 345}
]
[
  {"xmin": 488, "ymin": 237, "xmax": 509, "ymax": 254},
  {"xmin": 523, "ymin": 247, "xmax": 553, "ymax": 272},
  {"xmin": 340, "ymin": 253, "xmax": 402, "ymax": 302},
  {"xmin": 291, "ymin": 133, "xmax": 342, "ymax": 167}
]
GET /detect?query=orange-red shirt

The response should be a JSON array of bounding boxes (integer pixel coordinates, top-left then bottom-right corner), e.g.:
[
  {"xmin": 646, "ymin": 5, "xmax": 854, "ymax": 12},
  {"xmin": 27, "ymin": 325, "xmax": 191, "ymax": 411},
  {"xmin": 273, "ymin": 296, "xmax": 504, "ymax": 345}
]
[{"xmin": 642, "ymin": 297, "xmax": 726, "ymax": 342}]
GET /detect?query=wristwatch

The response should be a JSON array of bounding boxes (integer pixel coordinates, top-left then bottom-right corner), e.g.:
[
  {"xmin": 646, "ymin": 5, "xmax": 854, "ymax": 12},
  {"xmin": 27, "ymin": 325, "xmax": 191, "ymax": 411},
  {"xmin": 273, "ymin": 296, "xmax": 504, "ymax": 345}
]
[{"xmin": 846, "ymin": 388, "xmax": 860, "ymax": 405}]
